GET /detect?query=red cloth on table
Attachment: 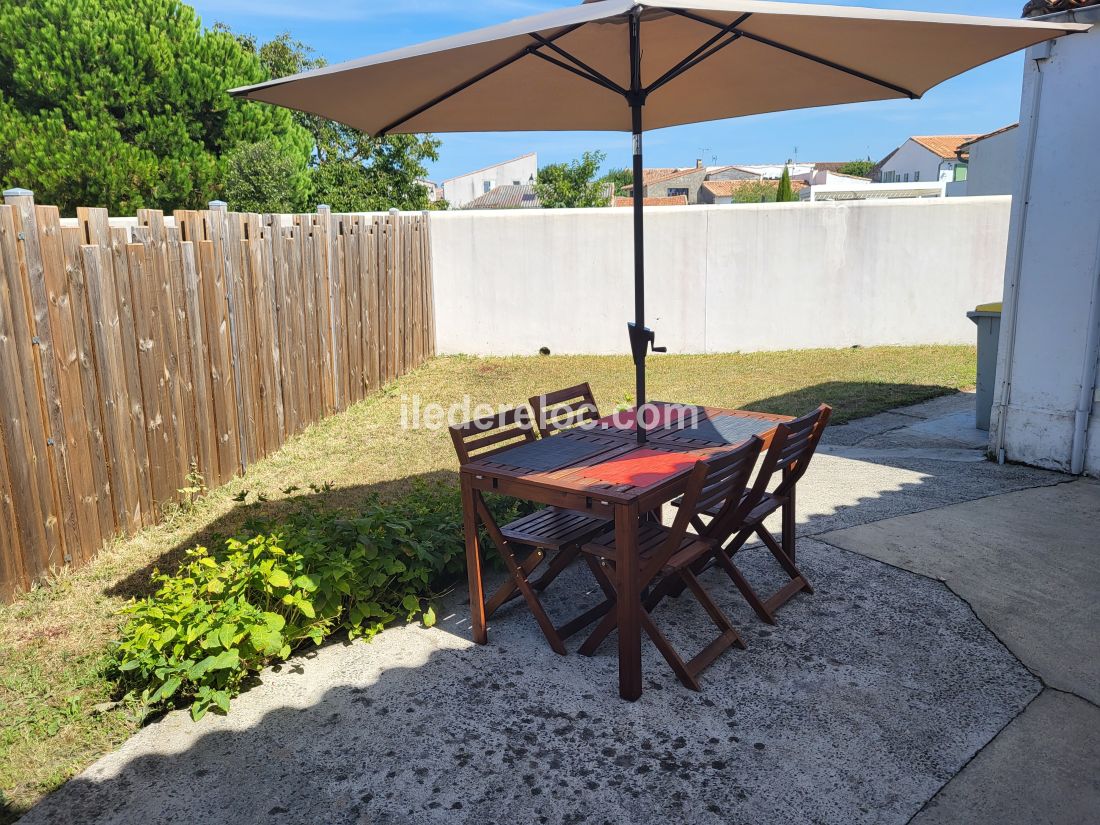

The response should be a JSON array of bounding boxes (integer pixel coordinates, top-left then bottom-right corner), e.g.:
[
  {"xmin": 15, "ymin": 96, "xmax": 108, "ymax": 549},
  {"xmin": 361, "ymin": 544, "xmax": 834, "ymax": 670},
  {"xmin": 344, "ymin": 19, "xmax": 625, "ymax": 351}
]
[{"xmin": 582, "ymin": 448, "xmax": 703, "ymax": 487}]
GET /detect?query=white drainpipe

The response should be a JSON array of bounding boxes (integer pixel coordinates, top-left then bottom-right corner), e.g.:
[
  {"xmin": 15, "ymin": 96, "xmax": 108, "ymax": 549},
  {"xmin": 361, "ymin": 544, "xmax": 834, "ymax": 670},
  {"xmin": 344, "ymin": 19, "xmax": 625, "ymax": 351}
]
[
  {"xmin": 1069, "ymin": 229, "xmax": 1100, "ymax": 475},
  {"xmin": 993, "ymin": 42, "xmax": 1050, "ymax": 465}
]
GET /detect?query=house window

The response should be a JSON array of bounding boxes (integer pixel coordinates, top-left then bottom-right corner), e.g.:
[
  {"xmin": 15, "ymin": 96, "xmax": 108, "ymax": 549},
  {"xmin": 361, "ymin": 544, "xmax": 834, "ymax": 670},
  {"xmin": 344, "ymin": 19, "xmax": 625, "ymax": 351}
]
[
  {"xmin": 482, "ymin": 180, "xmax": 492, "ymax": 194},
  {"xmin": 954, "ymin": 164, "xmax": 968, "ymax": 182},
  {"xmin": 903, "ymin": 173, "xmax": 910, "ymax": 182},
  {"xmin": 883, "ymin": 171, "xmax": 895, "ymax": 183},
  {"xmin": 914, "ymin": 171, "xmax": 920, "ymax": 182},
  {"xmin": 668, "ymin": 187, "xmax": 690, "ymax": 197}
]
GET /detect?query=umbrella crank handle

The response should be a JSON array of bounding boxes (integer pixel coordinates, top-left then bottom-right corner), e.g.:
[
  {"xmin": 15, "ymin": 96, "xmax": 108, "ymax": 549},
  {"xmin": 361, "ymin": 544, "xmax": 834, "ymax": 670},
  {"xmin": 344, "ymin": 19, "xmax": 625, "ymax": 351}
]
[{"xmin": 627, "ymin": 322, "xmax": 668, "ymax": 363}]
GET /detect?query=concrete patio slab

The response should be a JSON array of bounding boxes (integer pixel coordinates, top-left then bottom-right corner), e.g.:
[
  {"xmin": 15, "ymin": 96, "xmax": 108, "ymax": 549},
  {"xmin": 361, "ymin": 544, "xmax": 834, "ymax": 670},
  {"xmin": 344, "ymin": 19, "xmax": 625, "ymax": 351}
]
[
  {"xmin": 19, "ymin": 541, "xmax": 1038, "ymax": 825},
  {"xmin": 820, "ymin": 479, "xmax": 1100, "ymax": 704},
  {"xmin": 896, "ymin": 410, "xmax": 989, "ymax": 449},
  {"xmin": 910, "ymin": 689, "xmax": 1100, "ymax": 825}
]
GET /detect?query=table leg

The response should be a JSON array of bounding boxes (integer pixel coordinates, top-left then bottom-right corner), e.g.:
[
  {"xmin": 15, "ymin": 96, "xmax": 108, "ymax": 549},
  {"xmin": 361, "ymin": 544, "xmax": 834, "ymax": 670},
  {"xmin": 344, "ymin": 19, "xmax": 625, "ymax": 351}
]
[
  {"xmin": 616, "ymin": 502, "xmax": 642, "ymax": 701},
  {"xmin": 461, "ymin": 474, "xmax": 487, "ymax": 645},
  {"xmin": 782, "ymin": 468, "xmax": 796, "ymax": 564}
]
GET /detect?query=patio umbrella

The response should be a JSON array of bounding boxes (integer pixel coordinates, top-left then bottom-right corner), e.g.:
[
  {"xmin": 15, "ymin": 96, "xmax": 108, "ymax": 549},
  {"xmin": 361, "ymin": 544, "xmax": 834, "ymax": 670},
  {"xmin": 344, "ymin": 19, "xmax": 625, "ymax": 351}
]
[{"xmin": 231, "ymin": 0, "xmax": 1085, "ymax": 443}]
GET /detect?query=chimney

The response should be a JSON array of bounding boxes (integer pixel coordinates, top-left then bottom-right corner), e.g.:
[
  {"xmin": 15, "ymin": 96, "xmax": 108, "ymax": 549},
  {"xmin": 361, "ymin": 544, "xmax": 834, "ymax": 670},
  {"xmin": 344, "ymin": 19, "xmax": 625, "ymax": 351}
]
[{"xmin": 696, "ymin": 158, "xmax": 703, "ymax": 168}]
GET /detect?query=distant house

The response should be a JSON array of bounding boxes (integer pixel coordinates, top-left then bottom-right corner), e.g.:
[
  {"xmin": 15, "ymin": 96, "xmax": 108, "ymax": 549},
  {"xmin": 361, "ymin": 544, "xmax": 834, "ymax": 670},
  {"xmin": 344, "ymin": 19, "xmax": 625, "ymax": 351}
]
[
  {"xmin": 416, "ymin": 179, "xmax": 444, "ymax": 203},
  {"xmin": 461, "ymin": 184, "xmax": 541, "ymax": 210},
  {"xmin": 442, "ymin": 153, "xmax": 538, "ymax": 208},
  {"xmin": 700, "ymin": 179, "xmax": 808, "ymax": 204},
  {"xmin": 621, "ymin": 160, "xmax": 716, "ymax": 204},
  {"xmin": 948, "ymin": 124, "xmax": 1020, "ymax": 197},
  {"xmin": 873, "ymin": 135, "xmax": 977, "ymax": 184}
]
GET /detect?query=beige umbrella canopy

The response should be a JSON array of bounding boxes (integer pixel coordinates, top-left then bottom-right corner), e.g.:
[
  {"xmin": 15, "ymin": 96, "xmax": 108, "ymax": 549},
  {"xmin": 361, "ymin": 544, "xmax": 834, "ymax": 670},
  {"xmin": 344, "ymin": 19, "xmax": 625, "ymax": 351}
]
[{"xmin": 232, "ymin": 0, "xmax": 1085, "ymax": 441}]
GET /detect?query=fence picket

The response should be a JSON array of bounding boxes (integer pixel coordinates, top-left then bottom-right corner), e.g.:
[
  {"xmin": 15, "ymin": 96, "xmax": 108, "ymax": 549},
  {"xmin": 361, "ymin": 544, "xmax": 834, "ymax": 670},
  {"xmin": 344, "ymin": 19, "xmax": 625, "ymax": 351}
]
[{"xmin": 1, "ymin": 202, "xmax": 434, "ymax": 601}]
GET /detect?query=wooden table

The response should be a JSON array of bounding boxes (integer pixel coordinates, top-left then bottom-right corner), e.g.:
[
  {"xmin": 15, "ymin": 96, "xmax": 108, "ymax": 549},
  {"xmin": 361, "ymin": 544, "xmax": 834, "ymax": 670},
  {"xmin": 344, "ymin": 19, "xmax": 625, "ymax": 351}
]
[{"xmin": 460, "ymin": 404, "xmax": 793, "ymax": 700}]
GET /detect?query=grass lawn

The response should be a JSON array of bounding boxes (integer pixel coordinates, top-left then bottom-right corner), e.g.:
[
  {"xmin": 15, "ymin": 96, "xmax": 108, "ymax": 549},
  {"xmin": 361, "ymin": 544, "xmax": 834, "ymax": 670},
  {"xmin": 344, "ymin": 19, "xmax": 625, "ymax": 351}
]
[{"xmin": 0, "ymin": 346, "xmax": 974, "ymax": 820}]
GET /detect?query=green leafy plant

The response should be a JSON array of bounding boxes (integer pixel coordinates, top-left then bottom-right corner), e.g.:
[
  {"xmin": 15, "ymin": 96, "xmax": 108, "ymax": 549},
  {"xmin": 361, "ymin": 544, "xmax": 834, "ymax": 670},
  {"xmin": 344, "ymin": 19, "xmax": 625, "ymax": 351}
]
[{"xmin": 108, "ymin": 484, "xmax": 530, "ymax": 720}]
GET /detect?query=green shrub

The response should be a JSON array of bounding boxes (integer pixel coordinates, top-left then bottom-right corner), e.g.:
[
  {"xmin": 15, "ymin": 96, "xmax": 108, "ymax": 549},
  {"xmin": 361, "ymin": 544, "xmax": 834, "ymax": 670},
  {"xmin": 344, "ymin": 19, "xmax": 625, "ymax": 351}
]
[{"xmin": 108, "ymin": 484, "xmax": 529, "ymax": 720}]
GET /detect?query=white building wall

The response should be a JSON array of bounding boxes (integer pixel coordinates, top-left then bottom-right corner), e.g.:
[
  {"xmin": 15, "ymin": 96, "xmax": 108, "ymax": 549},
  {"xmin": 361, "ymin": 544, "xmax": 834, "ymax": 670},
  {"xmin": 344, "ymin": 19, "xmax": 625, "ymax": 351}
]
[
  {"xmin": 428, "ymin": 198, "xmax": 1011, "ymax": 356},
  {"xmin": 442, "ymin": 154, "xmax": 537, "ymax": 208},
  {"xmin": 991, "ymin": 9, "xmax": 1100, "ymax": 477},
  {"xmin": 880, "ymin": 140, "xmax": 952, "ymax": 183},
  {"xmin": 965, "ymin": 127, "xmax": 1020, "ymax": 197}
]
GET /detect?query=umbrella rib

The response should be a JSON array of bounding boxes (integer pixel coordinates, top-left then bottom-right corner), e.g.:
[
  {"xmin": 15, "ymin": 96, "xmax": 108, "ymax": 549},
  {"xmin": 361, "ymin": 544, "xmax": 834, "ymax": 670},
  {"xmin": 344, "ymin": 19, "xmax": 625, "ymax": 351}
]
[
  {"xmin": 528, "ymin": 33, "xmax": 628, "ymax": 97},
  {"xmin": 665, "ymin": 8, "xmax": 918, "ymax": 100},
  {"xmin": 645, "ymin": 12, "xmax": 752, "ymax": 95},
  {"xmin": 530, "ymin": 50, "xmax": 627, "ymax": 97},
  {"xmin": 377, "ymin": 22, "xmax": 588, "ymax": 135}
]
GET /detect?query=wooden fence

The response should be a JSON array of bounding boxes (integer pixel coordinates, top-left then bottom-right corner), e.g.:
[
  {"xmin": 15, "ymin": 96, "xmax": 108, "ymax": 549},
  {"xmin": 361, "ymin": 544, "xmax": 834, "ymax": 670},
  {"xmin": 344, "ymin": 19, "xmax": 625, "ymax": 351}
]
[{"xmin": 0, "ymin": 192, "xmax": 435, "ymax": 600}]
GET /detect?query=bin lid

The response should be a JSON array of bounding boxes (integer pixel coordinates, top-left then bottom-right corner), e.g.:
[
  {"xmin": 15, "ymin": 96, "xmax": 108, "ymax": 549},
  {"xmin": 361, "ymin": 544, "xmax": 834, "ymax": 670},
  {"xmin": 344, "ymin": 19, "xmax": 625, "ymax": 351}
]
[{"xmin": 974, "ymin": 302, "xmax": 1003, "ymax": 313}]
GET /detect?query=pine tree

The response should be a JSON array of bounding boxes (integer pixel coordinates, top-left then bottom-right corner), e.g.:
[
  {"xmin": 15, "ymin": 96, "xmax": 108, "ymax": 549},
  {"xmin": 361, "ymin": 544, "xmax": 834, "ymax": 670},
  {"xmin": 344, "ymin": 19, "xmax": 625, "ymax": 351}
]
[
  {"xmin": 0, "ymin": 0, "xmax": 312, "ymax": 214},
  {"xmin": 776, "ymin": 166, "xmax": 796, "ymax": 202}
]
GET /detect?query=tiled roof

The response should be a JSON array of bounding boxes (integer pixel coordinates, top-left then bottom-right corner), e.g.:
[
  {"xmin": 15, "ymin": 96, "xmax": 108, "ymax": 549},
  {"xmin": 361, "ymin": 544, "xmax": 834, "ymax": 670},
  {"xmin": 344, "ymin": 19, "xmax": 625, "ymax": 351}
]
[
  {"xmin": 1023, "ymin": 0, "xmax": 1100, "ymax": 17},
  {"xmin": 701, "ymin": 180, "xmax": 807, "ymax": 196},
  {"xmin": 612, "ymin": 196, "xmax": 689, "ymax": 207},
  {"xmin": 811, "ymin": 162, "xmax": 849, "ymax": 173},
  {"xmin": 622, "ymin": 167, "xmax": 704, "ymax": 191},
  {"xmin": 462, "ymin": 184, "xmax": 541, "ymax": 209},
  {"xmin": 958, "ymin": 123, "xmax": 1019, "ymax": 151},
  {"xmin": 910, "ymin": 135, "xmax": 980, "ymax": 159}
]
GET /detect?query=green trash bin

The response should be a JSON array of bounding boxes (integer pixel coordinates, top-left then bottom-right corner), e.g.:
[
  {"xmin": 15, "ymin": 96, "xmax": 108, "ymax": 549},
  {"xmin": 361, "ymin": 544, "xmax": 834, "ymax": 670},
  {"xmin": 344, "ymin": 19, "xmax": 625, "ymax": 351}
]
[{"xmin": 967, "ymin": 302, "xmax": 1002, "ymax": 431}]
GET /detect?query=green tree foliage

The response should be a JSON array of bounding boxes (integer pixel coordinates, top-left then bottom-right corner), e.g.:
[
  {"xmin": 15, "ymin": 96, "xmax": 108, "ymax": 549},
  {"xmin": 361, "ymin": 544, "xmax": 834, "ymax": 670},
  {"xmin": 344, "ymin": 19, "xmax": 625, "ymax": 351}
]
[
  {"xmin": 775, "ymin": 166, "xmax": 797, "ymax": 202},
  {"xmin": 731, "ymin": 180, "xmax": 779, "ymax": 204},
  {"xmin": 838, "ymin": 159, "xmax": 874, "ymax": 178},
  {"xmin": 535, "ymin": 151, "xmax": 611, "ymax": 208},
  {"xmin": 600, "ymin": 167, "xmax": 633, "ymax": 197},
  {"xmin": 239, "ymin": 31, "xmax": 442, "ymax": 212},
  {"xmin": 224, "ymin": 140, "xmax": 312, "ymax": 213},
  {"xmin": 0, "ymin": 0, "xmax": 312, "ymax": 214}
]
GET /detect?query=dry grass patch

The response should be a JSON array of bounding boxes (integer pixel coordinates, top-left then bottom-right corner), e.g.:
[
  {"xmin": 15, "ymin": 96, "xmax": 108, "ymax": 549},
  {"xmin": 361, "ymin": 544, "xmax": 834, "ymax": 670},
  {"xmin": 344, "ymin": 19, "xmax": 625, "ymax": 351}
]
[{"xmin": 0, "ymin": 346, "xmax": 974, "ymax": 819}]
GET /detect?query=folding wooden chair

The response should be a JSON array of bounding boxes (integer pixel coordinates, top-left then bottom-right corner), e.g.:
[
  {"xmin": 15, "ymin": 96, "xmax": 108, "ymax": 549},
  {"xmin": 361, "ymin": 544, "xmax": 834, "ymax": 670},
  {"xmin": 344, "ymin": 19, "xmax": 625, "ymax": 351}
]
[
  {"xmin": 575, "ymin": 437, "xmax": 764, "ymax": 690},
  {"xmin": 688, "ymin": 404, "xmax": 832, "ymax": 625},
  {"xmin": 528, "ymin": 382, "xmax": 600, "ymax": 437},
  {"xmin": 449, "ymin": 407, "xmax": 610, "ymax": 654}
]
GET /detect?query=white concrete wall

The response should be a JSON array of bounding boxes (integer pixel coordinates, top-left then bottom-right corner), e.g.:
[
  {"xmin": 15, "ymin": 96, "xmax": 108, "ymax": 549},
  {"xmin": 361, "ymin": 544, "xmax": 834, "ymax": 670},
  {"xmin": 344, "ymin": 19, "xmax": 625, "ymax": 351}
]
[
  {"xmin": 442, "ymin": 154, "xmax": 538, "ymax": 208},
  {"xmin": 429, "ymin": 197, "xmax": 1011, "ymax": 356},
  {"xmin": 965, "ymin": 127, "xmax": 1020, "ymax": 197},
  {"xmin": 991, "ymin": 9, "xmax": 1100, "ymax": 477}
]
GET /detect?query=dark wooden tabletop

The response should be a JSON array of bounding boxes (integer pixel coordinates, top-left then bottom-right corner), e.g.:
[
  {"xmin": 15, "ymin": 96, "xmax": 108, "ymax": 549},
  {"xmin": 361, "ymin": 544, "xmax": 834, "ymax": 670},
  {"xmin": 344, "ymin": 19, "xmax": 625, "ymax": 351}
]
[{"xmin": 460, "ymin": 405, "xmax": 793, "ymax": 506}]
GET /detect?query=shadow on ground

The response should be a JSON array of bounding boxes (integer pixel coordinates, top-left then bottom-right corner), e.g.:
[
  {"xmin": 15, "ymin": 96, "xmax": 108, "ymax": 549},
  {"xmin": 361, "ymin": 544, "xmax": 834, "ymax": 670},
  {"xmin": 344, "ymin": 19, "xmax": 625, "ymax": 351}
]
[
  {"xmin": 28, "ymin": 393, "xmax": 1074, "ymax": 825},
  {"xmin": 18, "ymin": 541, "xmax": 1038, "ymax": 825},
  {"xmin": 103, "ymin": 470, "xmax": 462, "ymax": 601}
]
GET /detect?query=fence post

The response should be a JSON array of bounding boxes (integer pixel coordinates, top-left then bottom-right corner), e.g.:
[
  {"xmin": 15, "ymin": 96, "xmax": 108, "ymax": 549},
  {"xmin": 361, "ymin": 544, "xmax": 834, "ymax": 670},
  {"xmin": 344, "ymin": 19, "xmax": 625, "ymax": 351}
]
[
  {"xmin": 210, "ymin": 200, "xmax": 248, "ymax": 473},
  {"xmin": 4, "ymin": 187, "xmax": 76, "ymax": 566}
]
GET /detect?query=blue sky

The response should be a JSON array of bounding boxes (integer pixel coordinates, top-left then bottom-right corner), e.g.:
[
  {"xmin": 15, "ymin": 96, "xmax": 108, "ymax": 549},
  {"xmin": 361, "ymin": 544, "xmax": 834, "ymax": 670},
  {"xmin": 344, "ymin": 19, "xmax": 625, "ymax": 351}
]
[{"xmin": 190, "ymin": 0, "xmax": 1031, "ymax": 181}]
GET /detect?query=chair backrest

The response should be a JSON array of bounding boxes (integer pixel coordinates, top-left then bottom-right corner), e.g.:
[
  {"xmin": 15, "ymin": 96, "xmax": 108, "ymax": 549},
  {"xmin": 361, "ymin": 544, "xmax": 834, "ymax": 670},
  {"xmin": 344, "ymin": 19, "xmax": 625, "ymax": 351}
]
[
  {"xmin": 449, "ymin": 406, "xmax": 536, "ymax": 464},
  {"xmin": 748, "ymin": 404, "xmax": 832, "ymax": 503},
  {"xmin": 655, "ymin": 436, "xmax": 764, "ymax": 569},
  {"xmin": 528, "ymin": 382, "xmax": 600, "ymax": 437}
]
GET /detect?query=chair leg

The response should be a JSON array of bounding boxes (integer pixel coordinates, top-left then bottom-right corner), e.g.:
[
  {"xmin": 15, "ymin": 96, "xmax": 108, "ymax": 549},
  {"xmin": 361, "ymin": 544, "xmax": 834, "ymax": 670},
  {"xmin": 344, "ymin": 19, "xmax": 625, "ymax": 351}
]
[
  {"xmin": 714, "ymin": 546, "xmax": 776, "ymax": 625},
  {"xmin": 640, "ymin": 609, "xmax": 700, "ymax": 691},
  {"xmin": 475, "ymin": 498, "xmax": 567, "ymax": 655},
  {"xmin": 558, "ymin": 555, "xmax": 616, "ymax": 640},
  {"xmin": 756, "ymin": 525, "xmax": 813, "ymax": 594},
  {"xmin": 531, "ymin": 545, "xmax": 579, "ymax": 592},
  {"xmin": 578, "ymin": 559, "xmax": 620, "ymax": 656},
  {"xmin": 484, "ymin": 547, "xmax": 545, "ymax": 617}
]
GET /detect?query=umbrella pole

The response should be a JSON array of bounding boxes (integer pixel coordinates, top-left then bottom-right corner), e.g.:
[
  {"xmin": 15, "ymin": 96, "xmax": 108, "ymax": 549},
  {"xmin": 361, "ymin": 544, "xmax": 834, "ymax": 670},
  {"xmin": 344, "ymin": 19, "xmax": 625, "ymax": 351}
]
[
  {"xmin": 630, "ymin": 104, "xmax": 647, "ymax": 445},
  {"xmin": 627, "ymin": 8, "xmax": 651, "ymax": 446}
]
